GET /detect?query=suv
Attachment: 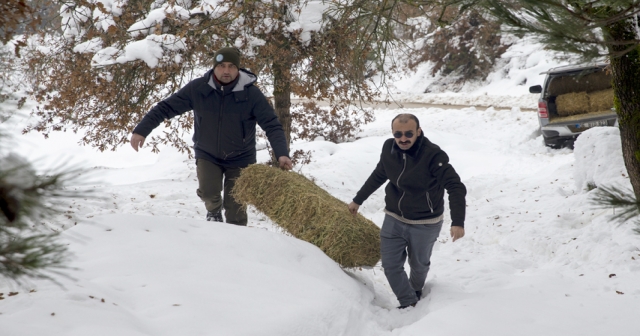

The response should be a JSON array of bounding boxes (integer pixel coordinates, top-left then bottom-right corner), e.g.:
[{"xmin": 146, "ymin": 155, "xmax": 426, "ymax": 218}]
[{"xmin": 529, "ymin": 63, "xmax": 618, "ymax": 149}]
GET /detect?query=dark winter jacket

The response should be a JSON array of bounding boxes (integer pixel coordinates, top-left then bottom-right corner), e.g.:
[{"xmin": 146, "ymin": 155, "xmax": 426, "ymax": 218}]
[
  {"xmin": 353, "ymin": 134, "xmax": 466, "ymax": 227},
  {"xmin": 132, "ymin": 69, "xmax": 289, "ymax": 167}
]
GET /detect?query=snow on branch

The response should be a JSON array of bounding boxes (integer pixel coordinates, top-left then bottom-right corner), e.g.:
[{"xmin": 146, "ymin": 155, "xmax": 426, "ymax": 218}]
[
  {"xmin": 128, "ymin": 4, "xmax": 191, "ymax": 37},
  {"xmin": 91, "ymin": 0, "xmax": 127, "ymax": 33},
  {"xmin": 60, "ymin": 4, "xmax": 92, "ymax": 39},
  {"xmin": 92, "ymin": 34, "xmax": 187, "ymax": 68}
]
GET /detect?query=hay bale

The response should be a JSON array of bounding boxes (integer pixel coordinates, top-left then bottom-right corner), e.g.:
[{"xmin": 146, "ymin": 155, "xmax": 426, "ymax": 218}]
[
  {"xmin": 232, "ymin": 164, "xmax": 380, "ymax": 268},
  {"xmin": 556, "ymin": 92, "xmax": 589, "ymax": 116},
  {"xmin": 589, "ymin": 89, "xmax": 614, "ymax": 112},
  {"xmin": 547, "ymin": 70, "xmax": 611, "ymax": 96}
]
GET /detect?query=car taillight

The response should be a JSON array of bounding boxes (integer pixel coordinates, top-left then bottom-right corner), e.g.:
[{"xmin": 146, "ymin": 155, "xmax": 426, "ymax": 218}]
[{"xmin": 538, "ymin": 101, "xmax": 549, "ymax": 119}]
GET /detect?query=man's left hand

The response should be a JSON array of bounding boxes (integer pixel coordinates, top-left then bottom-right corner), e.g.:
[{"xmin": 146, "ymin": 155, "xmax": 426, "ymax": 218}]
[
  {"xmin": 451, "ymin": 226, "xmax": 465, "ymax": 242},
  {"xmin": 278, "ymin": 156, "xmax": 293, "ymax": 170}
]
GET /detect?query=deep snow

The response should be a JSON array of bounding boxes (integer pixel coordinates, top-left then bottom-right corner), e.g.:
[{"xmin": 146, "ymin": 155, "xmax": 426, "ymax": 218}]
[
  {"xmin": 1, "ymin": 105, "xmax": 639, "ymax": 335},
  {"xmin": 1, "ymin": 16, "xmax": 639, "ymax": 335}
]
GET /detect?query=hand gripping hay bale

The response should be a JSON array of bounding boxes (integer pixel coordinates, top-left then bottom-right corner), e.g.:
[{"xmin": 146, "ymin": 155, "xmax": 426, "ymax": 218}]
[
  {"xmin": 556, "ymin": 92, "xmax": 590, "ymax": 116},
  {"xmin": 232, "ymin": 164, "xmax": 380, "ymax": 268}
]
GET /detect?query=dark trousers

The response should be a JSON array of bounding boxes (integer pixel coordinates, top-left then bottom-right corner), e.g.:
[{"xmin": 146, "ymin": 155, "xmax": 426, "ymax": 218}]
[
  {"xmin": 196, "ymin": 159, "xmax": 247, "ymax": 226},
  {"xmin": 380, "ymin": 214, "xmax": 443, "ymax": 307}
]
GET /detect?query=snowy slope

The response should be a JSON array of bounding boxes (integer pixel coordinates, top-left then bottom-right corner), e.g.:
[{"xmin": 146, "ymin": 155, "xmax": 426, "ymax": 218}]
[{"xmin": 1, "ymin": 106, "xmax": 639, "ymax": 335}]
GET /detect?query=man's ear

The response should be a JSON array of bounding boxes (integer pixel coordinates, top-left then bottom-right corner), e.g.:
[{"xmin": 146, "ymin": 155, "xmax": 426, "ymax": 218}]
[{"xmin": 417, "ymin": 127, "xmax": 422, "ymax": 137}]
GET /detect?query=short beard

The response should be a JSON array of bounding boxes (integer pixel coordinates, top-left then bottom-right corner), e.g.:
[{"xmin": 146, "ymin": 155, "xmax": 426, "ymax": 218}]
[{"xmin": 215, "ymin": 76, "xmax": 232, "ymax": 84}]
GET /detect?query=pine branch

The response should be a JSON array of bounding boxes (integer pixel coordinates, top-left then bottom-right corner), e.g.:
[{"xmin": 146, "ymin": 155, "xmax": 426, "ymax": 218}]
[
  {"xmin": 1, "ymin": 129, "xmax": 92, "ymax": 285},
  {"xmin": 589, "ymin": 184, "xmax": 640, "ymax": 224},
  {"xmin": 0, "ymin": 228, "xmax": 70, "ymax": 283},
  {"xmin": 482, "ymin": 0, "xmax": 640, "ymax": 61}
]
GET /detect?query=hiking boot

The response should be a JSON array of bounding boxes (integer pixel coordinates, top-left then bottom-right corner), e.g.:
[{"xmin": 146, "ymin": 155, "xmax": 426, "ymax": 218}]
[
  {"xmin": 206, "ymin": 210, "xmax": 223, "ymax": 222},
  {"xmin": 397, "ymin": 302, "xmax": 417, "ymax": 309}
]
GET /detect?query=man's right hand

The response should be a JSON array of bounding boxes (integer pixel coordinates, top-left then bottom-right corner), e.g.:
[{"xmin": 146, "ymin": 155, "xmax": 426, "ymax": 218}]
[
  {"xmin": 451, "ymin": 226, "xmax": 465, "ymax": 242},
  {"xmin": 130, "ymin": 133, "xmax": 146, "ymax": 152},
  {"xmin": 348, "ymin": 202, "xmax": 360, "ymax": 215}
]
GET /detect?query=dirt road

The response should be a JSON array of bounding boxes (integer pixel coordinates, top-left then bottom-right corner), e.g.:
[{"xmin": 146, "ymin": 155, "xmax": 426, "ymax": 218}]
[{"xmin": 290, "ymin": 99, "xmax": 536, "ymax": 111}]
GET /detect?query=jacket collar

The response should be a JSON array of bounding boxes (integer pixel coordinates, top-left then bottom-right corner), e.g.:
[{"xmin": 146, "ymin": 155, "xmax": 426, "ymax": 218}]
[
  {"xmin": 207, "ymin": 69, "xmax": 257, "ymax": 92},
  {"xmin": 211, "ymin": 75, "xmax": 239, "ymax": 95},
  {"xmin": 199, "ymin": 68, "xmax": 257, "ymax": 97}
]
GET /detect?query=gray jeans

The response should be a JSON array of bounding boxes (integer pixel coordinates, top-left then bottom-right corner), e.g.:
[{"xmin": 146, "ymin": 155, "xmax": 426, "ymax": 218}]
[
  {"xmin": 380, "ymin": 214, "xmax": 443, "ymax": 306},
  {"xmin": 196, "ymin": 159, "xmax": 247, "ymax": 226}
]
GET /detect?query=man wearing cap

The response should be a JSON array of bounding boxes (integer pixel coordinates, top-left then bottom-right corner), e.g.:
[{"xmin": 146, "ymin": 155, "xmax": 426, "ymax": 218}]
[
  {"xmin": 348, "ymin": 113, "xmax": 466, "ymax": 309},
  {"xmin": 130, "ymin": 47, "xmax": 292, "ymax": 225}
]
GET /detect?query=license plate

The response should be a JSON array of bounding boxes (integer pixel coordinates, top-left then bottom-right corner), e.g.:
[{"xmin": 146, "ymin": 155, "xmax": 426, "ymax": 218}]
[{"xmin": 579, "ymin": 120, "xmax": 609, "ymax": 128}]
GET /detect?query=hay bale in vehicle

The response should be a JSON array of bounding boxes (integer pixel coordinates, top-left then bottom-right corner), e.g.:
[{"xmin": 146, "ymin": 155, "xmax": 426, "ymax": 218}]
[
  {"xmin": 556, "ymin": 91, "xmax": 589, "ymax": 116},
  {"xmin": 589, "ymin": 89, "xmax": 614, "ymax": 112},
  {"xmin": 232, "ymin": 164, "xmax": 380, "ymax": 268},
  {"xmin": 547, "ymin": 70, "xmax": 611, "ymax": 96}
]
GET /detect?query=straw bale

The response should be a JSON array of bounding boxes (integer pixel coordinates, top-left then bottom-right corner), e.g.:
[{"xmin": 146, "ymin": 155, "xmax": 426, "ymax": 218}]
[
  {"xmin": 232, "ymin": 164, "xmax": 380, "ymax": 268},
  {"xmin": 589, "ymin": 89, "xmax": 614, "ymax": 112},
  {"xmin": 556, "ymin": 92, "xmax": 589, "ymax": 116},
  {"xmin": 547, "ymin": 70, "xmax": 611, "ymax": 96}
]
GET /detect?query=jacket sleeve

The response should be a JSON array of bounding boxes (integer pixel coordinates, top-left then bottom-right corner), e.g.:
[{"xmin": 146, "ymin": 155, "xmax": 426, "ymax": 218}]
[
  {"xmin": 430, "ymin": 151, "xmax": 466, "ymax": 227},
  {"xmin": 251, "ymin": 87, "xmax": 289, "ymax": 159},
  {"xmin": 132, "ymin": 82, "xmax": 195, "ymax": 137},
  {"xmin": 353, "ymin": 150, "xmax": 388, "ymax": 205}
]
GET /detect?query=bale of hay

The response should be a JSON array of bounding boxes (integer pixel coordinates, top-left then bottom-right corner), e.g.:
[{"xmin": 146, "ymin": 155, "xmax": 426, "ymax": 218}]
[
  {"xmin": 589, "ymin": 89, "xmax": 614, "ymax": 112},
  {"xmin": 547, "ymin": 70, "xmax": 611, "ymax": 96},
  {"xmin": 556, "ymin": 91, "xmax": 589, "ymax": 116},
  {"xmin": 232, "ymin": 164, "xmax": 380, "ymax": 268}
]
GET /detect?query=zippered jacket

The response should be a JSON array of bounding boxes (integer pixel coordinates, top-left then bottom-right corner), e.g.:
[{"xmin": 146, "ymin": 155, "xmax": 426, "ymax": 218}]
[
  {"xmin": 353, "ymin": 135, "xmax": 466, "ymax": 227},
  {"xmin": 133, "ymin": 69, "xmax": 289, "ymax": 167}
]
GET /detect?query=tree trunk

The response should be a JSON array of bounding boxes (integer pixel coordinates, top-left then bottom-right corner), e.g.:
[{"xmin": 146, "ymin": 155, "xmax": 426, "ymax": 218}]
[
  {"xmin": 271, "ymin": 42, "xmax": 293, "ymax": 168},
  {"xmin": 272, "ymin": 61, "xmax": 292, "ymax": 149},
  {"xmin": 607, "ymin": 21, "xmax": 640, "ymax": 199}
]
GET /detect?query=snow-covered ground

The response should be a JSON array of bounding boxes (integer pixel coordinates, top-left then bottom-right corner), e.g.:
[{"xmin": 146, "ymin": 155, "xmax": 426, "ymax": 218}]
[
  {"xmin": 1, "ymin": 25, "xmax": 639, "ymax": 335},
  {"xmin": 1, "ymin": 102, "xmax": 640, "ymax": 335}
]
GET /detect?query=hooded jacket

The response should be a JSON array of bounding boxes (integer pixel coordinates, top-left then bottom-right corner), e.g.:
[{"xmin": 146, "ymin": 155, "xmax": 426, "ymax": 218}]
[
  {"xmin": 133, "ymin": 69, "xmax": 289, "ymax": 167},
  {"xmin": 353, "ymin": 134, "xmax": 466, "ymax": 227}
]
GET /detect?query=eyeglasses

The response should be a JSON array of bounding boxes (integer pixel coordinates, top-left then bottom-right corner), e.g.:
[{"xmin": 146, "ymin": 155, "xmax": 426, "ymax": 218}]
[{"xmin": 393, "ymin": 131, "xmax": 414, "ymax": 139}]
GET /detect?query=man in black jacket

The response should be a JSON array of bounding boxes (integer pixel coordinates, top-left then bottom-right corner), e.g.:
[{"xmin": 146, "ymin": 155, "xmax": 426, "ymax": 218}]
[
  {"xmin": 131, "ymin": 47, "xmax": 292, "ymax": 225},
  {"xmin": 348, "ymin": 113, "xmax": 466, "ymax": 309}
]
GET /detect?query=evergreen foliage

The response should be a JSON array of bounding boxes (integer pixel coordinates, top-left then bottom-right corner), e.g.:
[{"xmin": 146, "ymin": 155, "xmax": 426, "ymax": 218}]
[
  {"xmin": 590, "ymin": 184, "xmax": 640, "ymax": 233},
  {"xmin": 0, "ymin": 0, "xmax": 82, "ymax": 277},
  {"xmin": 483, "ymin": 0, "xmax": 640, "ymax": 60},
  {"xmin": 0, "ymin": 132, "xmax": 82, "ymax": 284},
  {"xmin": 331, "ymin": 1, "xmax": 512, "ymax": 87}
]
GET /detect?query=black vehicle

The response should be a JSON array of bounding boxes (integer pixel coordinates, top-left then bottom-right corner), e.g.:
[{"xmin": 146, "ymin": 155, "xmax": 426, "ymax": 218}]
[{"xmin": 529, "ymin": 63, "xmax": 618, "ymax": 149}]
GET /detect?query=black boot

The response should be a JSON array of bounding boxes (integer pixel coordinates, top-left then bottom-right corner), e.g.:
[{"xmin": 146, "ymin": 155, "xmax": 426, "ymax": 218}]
[
  {"xmin": 206, "ymin": 210, "xmax": 223, "ymax": 222},
  {"xmin": 397, "ymin": 302, "xmax": 417, "ymax": 309}
]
